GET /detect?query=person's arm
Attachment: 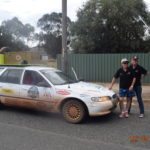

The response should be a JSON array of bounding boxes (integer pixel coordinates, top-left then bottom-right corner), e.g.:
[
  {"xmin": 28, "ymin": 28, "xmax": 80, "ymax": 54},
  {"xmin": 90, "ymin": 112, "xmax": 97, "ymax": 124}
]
[
  {"xmin": 129, "ymin": 77, "xmax": 136, "ymax": 91},
  {"xmin": 109, "ymin": 69, "xmax": 119, "ymax": 90},
  {"xmin": 142, "ymin": 71, "xmax": 150, "ymax": 76},
  {"xmin": 141, "ymin": 66, "xmax": 148, "ymax": 76},
  {"xmin": 109, "ymin": 77, "xmax": 116, "ymax": 90},
  {"xmin": 140, "ymin": 66, "xmax": 148, "ymax": 80}
]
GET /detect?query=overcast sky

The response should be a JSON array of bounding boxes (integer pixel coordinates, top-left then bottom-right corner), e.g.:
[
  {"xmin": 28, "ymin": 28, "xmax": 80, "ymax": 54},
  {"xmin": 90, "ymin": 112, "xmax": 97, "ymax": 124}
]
[{"xmin": 0, "ymin": 0, "xmax": 150, "ymax": 27}]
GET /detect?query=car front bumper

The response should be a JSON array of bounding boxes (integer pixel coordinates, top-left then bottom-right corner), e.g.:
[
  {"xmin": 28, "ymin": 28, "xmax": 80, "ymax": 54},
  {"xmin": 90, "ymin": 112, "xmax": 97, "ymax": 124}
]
[{"xmin": 88, "ymin": 98, "xmax": 118, "ymax": 117}]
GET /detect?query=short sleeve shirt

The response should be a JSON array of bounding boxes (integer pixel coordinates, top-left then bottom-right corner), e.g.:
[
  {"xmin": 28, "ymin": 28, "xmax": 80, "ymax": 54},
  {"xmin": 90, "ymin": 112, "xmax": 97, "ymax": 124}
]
[
  {"xmin": 114, "ymin": 68, "xmax": 135, "ymax": 89},
  {"xmin": 129, "ymin": 65, "xmax": 147, "ymax": 86}
]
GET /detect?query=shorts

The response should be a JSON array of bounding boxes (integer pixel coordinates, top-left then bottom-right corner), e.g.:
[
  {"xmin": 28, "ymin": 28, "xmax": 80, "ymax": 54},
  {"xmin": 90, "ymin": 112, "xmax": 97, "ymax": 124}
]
[{"xmin": 119, "ymin": 88, "xmax": 135, "ymax": 98}]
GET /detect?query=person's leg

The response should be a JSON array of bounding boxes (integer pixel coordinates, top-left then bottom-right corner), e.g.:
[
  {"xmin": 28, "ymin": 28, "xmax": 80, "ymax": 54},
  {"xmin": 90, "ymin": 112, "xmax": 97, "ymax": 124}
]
[
  {"xmin": 119, "ymin": 89, "xmax": 127, "ymax": 118},
  {"xmin": 128, "ymin": 89, "xmax": 136, "ymax": 114},
  {"xmin": 119, "ymin": 97, "xmax": 125, "ymax": 118},
  {"xmin": 126, "ymin": 98, "xmax": 131, "ymax": 111},
  {"xmin": 125, "ymin": 97, "xmax": 131, "ymax": 118},
  {"xmin": 119, "ymin": 99, "xmax": 122, "ymax": 112},
  {"xmin": 119, "ymin": 98, "xmax": 124, "ymax": 111},
  {"xmin": 128, "ymin": 97, "xmax": 132, "ymax": 114},
  {"xmin": 125, "ymin": 90, "xmax": 135, "ymax": 117},
  {"xmin": 135, "ymin": 86, "xmax": 144, "ymax": 116}
]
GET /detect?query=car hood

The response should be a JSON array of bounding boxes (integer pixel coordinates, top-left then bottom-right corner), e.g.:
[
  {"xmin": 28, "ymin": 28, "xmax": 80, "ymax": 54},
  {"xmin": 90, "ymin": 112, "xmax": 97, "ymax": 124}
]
[{"xmin": 55, "ymin": 82, "xmax": 115, "ymax": 97}]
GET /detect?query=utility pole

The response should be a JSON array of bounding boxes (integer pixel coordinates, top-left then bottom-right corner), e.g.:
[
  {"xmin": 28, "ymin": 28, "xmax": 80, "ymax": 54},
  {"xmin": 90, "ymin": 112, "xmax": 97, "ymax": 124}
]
[{"xmin": 62, "ymin": 0, "xmax": 67, "ymax": 72}]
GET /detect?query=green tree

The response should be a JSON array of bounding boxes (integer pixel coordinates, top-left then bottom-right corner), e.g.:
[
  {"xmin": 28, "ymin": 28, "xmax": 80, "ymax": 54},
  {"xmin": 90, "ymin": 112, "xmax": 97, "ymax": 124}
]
[
  {"xmin": 2, "ymin": 17, "xmax": 35, "ymax": 45},
  {"xmin": 71, "ymin": 0, "xmax": 150, "ymax": 53},
  {"xmin": 0, "ymin": 25, "xmax": 28, "ymax": 51},
  {"xmin": 0, "ymin": 26, "xmax": 13, "ymax": 48},
  {"xmin": 37, "ymin": 12, "xmax": 72, "ymax": 58}
]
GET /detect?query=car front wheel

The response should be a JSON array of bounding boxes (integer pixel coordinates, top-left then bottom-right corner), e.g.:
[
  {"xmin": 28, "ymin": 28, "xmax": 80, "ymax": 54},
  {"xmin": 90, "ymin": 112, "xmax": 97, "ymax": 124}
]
[{"xmin": 62, "ymin": 100, "xmax": 86, "ymax": 124}]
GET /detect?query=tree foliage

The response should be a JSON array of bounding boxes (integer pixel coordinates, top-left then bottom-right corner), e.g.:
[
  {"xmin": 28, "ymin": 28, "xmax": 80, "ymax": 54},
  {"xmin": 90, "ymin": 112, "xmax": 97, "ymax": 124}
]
[
  {"xmin": 0, "ymin": 25, "xmax": 28, "ymax": 51},
  {"xmin": 37, "ymin": 12, "xmax": 72, "ymax": 58},
  {"xmin": 0, "ymin": 17, "xmax": 35, "ymax": 51},
  {"xmin": 2, "ymin": 17, "xmax": 35, "ymax": 41},
  {"xmin": 71, "ymin": 0, "xmax": 150, "ymax": 53}
]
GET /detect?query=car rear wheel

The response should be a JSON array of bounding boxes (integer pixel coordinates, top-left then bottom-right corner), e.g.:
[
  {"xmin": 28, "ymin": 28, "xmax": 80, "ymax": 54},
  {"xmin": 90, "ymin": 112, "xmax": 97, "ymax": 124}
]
[{"xmin": 62, "ymin": 100, "xmax": 86, "ymax": 124}]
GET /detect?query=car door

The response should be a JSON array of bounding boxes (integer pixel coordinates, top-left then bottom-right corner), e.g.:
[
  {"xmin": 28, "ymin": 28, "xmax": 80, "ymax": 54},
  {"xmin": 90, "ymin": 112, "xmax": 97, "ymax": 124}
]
[
  {"xmin": 20, "ymin": 70, "xmax": 54, "ymax": 111},
  {"xmin": 0, "ymin": 68, "xmax": 23, "ymax": 106}
]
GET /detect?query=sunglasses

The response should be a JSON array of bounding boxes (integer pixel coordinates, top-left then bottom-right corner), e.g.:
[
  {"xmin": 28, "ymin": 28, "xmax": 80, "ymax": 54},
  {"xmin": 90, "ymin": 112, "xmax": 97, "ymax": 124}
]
[{"xmin": 122, "ymin": 62, "xmax": 129, "ymax": 64}]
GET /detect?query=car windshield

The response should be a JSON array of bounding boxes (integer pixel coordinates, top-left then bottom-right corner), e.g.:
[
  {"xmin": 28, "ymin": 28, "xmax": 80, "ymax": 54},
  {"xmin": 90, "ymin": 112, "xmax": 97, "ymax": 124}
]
[{"xmin": 40, "ymin": 69, "xmax": 78, "ymax": 85}]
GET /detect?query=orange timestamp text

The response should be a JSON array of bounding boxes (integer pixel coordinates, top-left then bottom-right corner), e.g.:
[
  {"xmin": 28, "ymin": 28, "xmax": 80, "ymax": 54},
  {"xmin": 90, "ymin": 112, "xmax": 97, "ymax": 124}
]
[{"xmin": 129, "ymin": 135, "xmax": 150, "ymax": 143}]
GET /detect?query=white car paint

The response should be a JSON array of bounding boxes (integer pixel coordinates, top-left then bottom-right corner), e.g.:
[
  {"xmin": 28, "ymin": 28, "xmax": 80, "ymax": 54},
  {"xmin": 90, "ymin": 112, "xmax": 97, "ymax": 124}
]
[
  {"xmin": 0, "ymin": 66, "xmax": 118, "ymax": 117},
  {"xmin": 55, "ymin": 81, "xmax": 117, "ymax": 116}
]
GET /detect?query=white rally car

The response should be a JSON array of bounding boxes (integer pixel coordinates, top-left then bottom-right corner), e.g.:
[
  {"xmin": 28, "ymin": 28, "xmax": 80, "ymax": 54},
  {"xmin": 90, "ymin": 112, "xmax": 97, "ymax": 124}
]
[{"xmin": 0, "ymin": 65, "xmax": 118, "ymax": 123}]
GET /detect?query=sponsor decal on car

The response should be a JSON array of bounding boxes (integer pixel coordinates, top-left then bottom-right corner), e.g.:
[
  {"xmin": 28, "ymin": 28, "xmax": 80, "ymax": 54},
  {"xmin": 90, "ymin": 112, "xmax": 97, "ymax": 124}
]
[
  {"xmin": 0, "ymin": 88, "xmax": 14, "ymax": 94},
  {"xmin": 28, "ymin": 86, "xmax": 39, "ymax": 99},
  {"xmin": 56, "ymin": 90, "xmax": 70, "ymax": 95}
]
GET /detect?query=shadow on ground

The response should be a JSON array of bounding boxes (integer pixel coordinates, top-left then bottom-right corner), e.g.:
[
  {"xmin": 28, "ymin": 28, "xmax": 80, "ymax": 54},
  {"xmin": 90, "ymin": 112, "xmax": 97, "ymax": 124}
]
[{"xmin": 1, "ymin": 105, "xmax": 120, "ymax": 124}]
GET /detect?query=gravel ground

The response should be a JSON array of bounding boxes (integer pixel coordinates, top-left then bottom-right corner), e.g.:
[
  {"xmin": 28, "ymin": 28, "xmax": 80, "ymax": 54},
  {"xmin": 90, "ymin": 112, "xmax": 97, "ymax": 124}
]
[{"xmin": 0, "ymin": 103, "xmax": 150, "ymax": 150}]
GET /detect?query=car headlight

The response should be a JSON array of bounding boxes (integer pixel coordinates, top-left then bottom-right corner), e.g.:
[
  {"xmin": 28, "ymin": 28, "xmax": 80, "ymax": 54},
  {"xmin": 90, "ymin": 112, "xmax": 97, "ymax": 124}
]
[
  {"xmin": 91, "ymin": 96, "xmax": 111, "ymax": 102},
  {"xmin": 111, "ymin": 94, "xmax": 119, "ymax": 104}
]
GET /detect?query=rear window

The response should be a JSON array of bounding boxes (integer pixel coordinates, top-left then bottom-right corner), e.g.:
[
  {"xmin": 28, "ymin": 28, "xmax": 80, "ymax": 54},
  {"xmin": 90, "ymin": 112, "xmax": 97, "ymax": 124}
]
[{"xmin": 0, "ymin": 69, "xmax": 23, "ymax": 84}]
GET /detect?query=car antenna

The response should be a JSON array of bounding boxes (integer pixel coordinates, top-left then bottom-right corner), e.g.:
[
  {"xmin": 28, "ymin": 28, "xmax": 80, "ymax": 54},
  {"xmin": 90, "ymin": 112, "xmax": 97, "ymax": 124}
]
[
  {"xmin": 66, "ymin": 69, "xmax": 70, "ymax": 89},
  {"xmin": 68, "ymin": 84, "xmax": 70, "ymax": 88},
  {"xmin": 71, "ymin": 67, "xmax": 79, "ymax": 81},
  {"xmin": 67, "ymin": 67, "xmax": 78, "ymax": 89}
]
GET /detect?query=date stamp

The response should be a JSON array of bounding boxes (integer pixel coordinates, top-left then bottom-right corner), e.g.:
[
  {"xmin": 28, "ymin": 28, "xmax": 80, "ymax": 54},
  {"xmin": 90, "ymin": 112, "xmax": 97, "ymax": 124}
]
[{"xmin": 129, "ymin": 135, "xmax": 150, "ymax": 143}]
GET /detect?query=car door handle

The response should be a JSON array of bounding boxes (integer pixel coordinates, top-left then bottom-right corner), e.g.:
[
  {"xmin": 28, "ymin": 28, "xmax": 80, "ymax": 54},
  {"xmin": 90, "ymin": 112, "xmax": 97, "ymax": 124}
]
[{"xmin": 22, "ymin": 88, "xmax": 28, "ymax": 91}]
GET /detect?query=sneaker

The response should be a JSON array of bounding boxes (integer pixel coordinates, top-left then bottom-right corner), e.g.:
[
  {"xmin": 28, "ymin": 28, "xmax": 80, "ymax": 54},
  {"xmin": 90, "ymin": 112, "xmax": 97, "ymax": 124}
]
[
  {"xmin": 119, "ymin": 112, "xmax": 124, "ymax": 118},
  {"xmin": 125, "ymin": 112, "xmax": 129, "ymax": 118},
  {"xmin": 139, "ymin": 114, "xmax": 144, "ymax": 118}
]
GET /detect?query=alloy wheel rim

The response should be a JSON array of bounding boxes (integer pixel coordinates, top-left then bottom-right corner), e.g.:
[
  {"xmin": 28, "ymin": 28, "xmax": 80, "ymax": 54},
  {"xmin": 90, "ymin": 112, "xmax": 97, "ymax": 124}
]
[{"xmin": 67, "ymin": 104, "xmax": 81, "ymax": 120}]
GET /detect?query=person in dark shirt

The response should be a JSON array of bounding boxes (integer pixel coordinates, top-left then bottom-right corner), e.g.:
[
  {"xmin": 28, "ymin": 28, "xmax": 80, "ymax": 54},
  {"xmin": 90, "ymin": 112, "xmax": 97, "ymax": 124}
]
[
  {"xmin": 128, "ymin": 56, "xmax": 148, "ymax": 118},
  {"xmin": 109, "ymin": 58, "xmax": 136, "ymax": 118}
]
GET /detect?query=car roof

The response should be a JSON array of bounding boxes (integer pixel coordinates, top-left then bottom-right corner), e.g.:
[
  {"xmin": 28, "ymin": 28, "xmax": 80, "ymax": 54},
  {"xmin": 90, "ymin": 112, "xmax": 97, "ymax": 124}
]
[{"xmin": 0, "ymin": 65, "xmax": 60, "ymax": 72}]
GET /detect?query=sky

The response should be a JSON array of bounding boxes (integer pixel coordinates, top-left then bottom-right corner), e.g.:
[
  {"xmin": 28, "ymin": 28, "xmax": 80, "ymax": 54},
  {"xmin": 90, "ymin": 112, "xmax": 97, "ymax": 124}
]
[
  {"xmin": 0, "ymin": 0, "xmax": 150, "ymax": 27},
  {"xmin": 0, "ymin": 0, "xmax": 87, "ymax": 26}
]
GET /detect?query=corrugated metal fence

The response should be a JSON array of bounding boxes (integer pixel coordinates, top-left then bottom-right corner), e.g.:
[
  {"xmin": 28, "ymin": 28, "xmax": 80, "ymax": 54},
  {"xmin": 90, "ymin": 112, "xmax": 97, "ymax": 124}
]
[{"xmin": 57, "ymin": 53, "xmax": 150, "ymax": 83}]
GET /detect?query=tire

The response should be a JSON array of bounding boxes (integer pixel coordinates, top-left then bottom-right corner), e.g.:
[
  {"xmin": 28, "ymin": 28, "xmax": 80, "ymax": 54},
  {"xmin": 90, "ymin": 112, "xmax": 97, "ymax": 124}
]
[
  {"xmin": 0, "ymin": 102, "xmax": 4, "ymax": 109},
  {"xmin": 62, "ymin": 100, "xmax": 86, "ymax": 124}
]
